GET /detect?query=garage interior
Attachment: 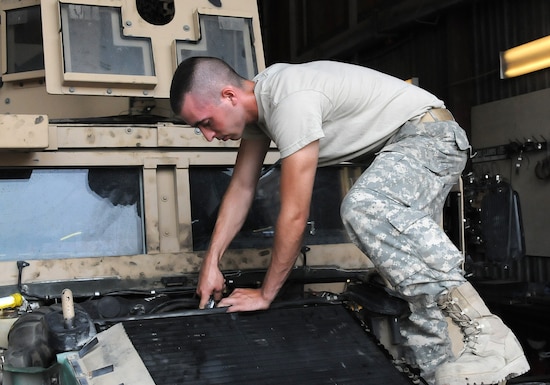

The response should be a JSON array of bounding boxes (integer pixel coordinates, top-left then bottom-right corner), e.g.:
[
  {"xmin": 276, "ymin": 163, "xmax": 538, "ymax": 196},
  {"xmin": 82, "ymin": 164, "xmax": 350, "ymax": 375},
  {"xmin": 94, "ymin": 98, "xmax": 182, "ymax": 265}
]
[{"xmin": 0, "ymin": 0, "xmax": 549, "ymax": 384}]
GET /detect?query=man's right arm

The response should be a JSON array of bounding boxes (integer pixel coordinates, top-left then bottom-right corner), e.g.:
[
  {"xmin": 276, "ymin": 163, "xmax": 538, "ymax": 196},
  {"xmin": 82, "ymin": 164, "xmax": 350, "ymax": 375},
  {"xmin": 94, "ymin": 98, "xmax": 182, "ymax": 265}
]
[{"xmin": 197, "ymin": 136, "xmax": 271, "ymax": 308}]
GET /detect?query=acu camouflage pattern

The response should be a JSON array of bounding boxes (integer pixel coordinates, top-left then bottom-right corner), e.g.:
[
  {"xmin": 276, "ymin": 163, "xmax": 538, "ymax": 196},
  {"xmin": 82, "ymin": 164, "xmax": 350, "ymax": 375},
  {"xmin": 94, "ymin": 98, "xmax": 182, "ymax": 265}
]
[{"xmin": 340, "ymin": 119, "xmax": 471, "ymax": 384}]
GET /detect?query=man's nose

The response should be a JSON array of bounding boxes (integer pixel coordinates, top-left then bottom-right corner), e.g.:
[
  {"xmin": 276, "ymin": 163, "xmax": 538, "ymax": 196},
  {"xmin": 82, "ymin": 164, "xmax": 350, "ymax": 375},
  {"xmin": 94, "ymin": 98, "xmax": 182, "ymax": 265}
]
[{"xmin": 200, "ymin": 127, "xmax": 216, "ymax": 142}]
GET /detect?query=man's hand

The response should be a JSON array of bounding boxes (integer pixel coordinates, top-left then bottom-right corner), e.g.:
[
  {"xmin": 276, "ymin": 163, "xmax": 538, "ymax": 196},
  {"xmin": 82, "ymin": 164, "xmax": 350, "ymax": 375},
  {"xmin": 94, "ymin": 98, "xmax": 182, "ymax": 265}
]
[
  {"xmin": 196, "ymin": 264, "xmax": 225, "ymax": 309},
  {"xmin": 218, "ymin": 288, "xmax": 271, "ymax": 312}
]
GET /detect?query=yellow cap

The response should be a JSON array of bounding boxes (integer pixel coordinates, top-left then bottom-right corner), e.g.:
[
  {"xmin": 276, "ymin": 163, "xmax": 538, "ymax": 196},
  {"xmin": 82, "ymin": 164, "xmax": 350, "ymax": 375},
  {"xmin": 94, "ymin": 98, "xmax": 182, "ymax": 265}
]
[
  {"xmin": 11, "ymin": 293, "xmax": 24, "ymax": 307},
  {"xmin": 0, "ymin": 293, "xmax": 24, "ymax": 309}
]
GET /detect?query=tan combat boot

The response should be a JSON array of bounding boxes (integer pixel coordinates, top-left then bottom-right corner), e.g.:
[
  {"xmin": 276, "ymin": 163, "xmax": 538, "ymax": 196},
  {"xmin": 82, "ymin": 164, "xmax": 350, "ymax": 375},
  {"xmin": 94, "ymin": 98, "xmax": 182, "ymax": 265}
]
[{"xmin": 435, "ymin": 282, "xmax": 529, "ymax": 385}]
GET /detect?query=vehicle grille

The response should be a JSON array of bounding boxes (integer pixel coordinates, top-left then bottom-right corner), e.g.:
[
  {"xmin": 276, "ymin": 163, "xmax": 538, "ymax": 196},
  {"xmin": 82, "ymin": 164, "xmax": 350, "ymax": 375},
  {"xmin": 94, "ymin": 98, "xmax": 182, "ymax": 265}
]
[{"xmin": 123, "ymin": 303, "xmax": 417, "ymax": 385}]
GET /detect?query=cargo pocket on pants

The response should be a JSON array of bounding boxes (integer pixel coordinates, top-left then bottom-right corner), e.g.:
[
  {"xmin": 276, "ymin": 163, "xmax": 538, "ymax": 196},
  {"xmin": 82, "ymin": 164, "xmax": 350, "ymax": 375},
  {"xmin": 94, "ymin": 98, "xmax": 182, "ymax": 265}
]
[{"xmin": 384, "ymin": 207, "xmax": 460, "ymax": 289}]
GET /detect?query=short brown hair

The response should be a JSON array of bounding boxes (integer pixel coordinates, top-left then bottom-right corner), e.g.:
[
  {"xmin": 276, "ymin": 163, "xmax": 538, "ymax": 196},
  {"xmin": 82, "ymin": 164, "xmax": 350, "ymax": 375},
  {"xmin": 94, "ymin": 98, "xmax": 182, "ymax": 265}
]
[{"xmin": 170, "ymin": 57, "xmax": 245, "ymax": 116}]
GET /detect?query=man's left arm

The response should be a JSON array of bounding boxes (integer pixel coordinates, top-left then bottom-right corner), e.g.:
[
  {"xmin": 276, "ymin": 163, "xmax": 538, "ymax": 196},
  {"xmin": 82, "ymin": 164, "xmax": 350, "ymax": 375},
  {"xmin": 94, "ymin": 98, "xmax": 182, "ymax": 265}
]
[{"xmin": 218, "ymin": 140, "xmax": 320, "ymax": 312}]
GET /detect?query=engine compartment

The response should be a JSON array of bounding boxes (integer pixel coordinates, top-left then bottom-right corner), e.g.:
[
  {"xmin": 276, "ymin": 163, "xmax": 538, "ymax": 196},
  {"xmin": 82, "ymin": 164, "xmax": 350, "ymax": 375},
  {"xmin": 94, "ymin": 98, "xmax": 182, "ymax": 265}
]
[{"xmin": 1, "ymin": 267, "xmax": 425, "ymax": 385}]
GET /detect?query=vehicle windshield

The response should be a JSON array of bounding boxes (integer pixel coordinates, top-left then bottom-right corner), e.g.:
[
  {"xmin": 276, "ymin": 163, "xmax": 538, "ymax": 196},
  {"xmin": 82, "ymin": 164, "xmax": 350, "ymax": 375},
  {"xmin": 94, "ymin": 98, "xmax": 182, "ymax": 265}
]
[{"xmin": 0, "ymin": 168, "xmax": 144, "ymax": 261}]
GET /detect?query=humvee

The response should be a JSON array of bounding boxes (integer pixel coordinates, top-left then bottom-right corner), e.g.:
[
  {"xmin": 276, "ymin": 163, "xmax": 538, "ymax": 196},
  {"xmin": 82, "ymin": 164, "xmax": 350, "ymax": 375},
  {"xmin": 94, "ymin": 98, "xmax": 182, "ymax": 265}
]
[{"xmin": 0, "ymin": 1, "xmax": 465, "ymax": 384}]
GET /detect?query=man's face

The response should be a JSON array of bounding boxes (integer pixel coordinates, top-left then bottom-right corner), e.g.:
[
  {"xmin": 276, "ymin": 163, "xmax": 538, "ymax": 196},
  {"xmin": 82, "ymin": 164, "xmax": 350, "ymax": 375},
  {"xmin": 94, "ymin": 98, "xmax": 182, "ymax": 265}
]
[{"xmin": 180, "ymin": 91, "xmax": 246, "ymax": 142}]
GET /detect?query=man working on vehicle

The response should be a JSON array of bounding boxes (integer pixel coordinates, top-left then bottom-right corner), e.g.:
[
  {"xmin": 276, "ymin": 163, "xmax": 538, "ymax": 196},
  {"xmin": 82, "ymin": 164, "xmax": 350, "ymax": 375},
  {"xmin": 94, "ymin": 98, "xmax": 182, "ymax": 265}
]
[{"xmin": 170, "ymin": 57, "xmax": 529, "ymax": 385}]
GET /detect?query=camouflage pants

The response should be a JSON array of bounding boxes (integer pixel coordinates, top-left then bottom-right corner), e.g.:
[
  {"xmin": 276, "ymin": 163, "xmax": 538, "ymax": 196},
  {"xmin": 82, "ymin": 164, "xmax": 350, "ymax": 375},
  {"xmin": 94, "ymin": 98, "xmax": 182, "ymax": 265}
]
[{"xmin": 340, "ymin": 119, "xmax": 471, "ymax": 383}]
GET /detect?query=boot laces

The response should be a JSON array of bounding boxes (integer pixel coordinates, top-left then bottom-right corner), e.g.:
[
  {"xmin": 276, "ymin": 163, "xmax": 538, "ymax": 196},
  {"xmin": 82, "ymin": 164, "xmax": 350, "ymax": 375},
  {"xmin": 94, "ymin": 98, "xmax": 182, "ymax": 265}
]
[{"xmin": 442, "ymin": 296, "xmax": 482, "ymax": 353}]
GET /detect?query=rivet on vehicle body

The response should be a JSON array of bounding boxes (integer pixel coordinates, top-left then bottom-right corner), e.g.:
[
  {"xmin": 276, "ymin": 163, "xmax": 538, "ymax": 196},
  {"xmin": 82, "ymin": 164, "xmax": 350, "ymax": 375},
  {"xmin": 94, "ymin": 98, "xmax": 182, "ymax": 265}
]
[
  {"xmin": 183, "ymin": 25, "xmax": 190, "ymax": 31},
  {"xmin": 125, "ymin": 20, "xmax": 132, "ymax": 27},
  {"xmin": 4, "ymin": 98, "xmax": 10, "ymax": 104},
  {"xmin": 106, "ymin": 89, "xmax": 112, "ymax": 94}
]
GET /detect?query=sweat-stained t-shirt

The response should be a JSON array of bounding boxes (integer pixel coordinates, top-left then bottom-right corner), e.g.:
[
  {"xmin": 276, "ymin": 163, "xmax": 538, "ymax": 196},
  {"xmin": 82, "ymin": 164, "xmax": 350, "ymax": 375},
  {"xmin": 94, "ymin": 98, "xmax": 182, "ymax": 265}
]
[{"xmin": 243, "ymin": 61, "xmax": 445, "ymax": 167}]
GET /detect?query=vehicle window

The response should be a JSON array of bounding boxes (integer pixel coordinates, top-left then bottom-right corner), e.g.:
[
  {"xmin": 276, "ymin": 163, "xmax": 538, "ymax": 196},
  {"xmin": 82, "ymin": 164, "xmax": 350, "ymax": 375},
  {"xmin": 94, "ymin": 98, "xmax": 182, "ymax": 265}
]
[
  {"xmin": 189, "ymin": 165, "xmax": 358, "ymax": 250},
  {"xmin": 0, "ymin": 168, "xmax": 144, "ymax": 260},
  {"xmin": 5, "ymin": 5, "xmax": 44, "ymax": 73},
  {"xmin": 60, "ymin": 4, "xmax": 154, "ymax": 76},
  {"xmin": 176, "ymin": 14, "xmax": 258, "ymax": 79}
]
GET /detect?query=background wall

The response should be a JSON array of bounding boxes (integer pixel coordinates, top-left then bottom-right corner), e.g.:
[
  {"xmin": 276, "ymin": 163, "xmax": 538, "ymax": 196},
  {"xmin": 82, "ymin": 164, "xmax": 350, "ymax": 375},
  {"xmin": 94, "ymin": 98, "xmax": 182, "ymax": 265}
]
[{"xmin": 472, "ymin": 88, "xmax": 550, "ymax": 258}]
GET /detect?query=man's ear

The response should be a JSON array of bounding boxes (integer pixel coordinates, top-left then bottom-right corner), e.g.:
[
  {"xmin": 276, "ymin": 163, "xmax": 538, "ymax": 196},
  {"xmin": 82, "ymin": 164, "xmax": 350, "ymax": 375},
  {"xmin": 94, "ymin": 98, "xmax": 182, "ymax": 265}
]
[{"xmin": 221, "ymin": 87, "xmax": 237, "ymax": 105}]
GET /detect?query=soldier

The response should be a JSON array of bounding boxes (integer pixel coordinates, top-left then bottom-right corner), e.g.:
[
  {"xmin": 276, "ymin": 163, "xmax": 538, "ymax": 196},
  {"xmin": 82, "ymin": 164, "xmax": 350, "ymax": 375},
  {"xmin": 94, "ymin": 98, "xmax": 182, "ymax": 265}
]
[{"xmin": 170, "ymin": 57, "xmax": 529, "ymax": 385}]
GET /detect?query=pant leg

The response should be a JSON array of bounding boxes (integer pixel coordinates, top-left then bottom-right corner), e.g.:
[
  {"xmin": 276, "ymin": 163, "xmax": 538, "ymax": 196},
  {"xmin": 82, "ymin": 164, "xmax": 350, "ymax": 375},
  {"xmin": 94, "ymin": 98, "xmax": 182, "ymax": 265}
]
[{"xmin": 340, "ymin": 120, "xmax": 470, "ymax": 382}]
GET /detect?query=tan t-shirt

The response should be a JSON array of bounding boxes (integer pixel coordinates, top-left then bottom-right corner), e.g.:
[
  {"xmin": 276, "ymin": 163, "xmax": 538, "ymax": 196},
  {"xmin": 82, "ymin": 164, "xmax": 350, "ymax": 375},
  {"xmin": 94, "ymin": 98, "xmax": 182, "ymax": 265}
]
[{"xmin": 245, "ymin": 61, "xmax": 445, "ymax": 166}]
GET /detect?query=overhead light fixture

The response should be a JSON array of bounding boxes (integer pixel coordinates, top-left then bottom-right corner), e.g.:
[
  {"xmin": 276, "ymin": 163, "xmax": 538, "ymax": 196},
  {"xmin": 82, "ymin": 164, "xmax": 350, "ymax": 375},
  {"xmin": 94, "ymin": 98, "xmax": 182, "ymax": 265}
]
[{"xmin": 500, "ymin": 35, "xmax": 550, "ymax": 79}]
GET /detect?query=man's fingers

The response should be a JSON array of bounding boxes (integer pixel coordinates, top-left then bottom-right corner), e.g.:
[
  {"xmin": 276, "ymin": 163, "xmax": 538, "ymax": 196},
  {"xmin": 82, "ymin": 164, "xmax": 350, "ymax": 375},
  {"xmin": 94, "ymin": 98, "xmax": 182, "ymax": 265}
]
[
  {"xmin": 218, "ymin": 298, "xmax": 238, "ymax": 312},
  {"xmin": 198, "ymin": 289, "xmax": 224, "ymax": 309},
  {"xmin": 216, "ymin": 288, "xmax": 270, "ymax": 313},
  {"xmin": 198, "ymin": 296, "xmax": 209, "ymax": 309}
]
